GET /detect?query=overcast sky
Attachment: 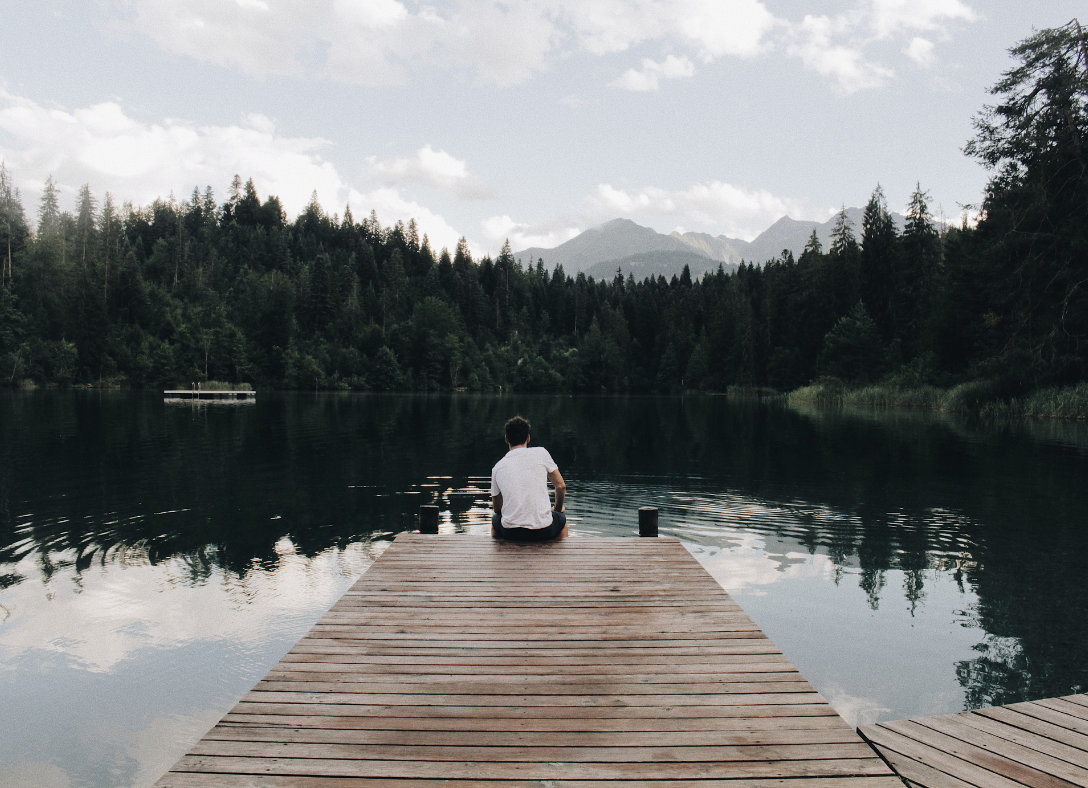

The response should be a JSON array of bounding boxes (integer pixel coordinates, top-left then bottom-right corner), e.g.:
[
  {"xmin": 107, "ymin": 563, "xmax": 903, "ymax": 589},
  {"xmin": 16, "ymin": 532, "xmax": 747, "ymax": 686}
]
[{"xmin": 0, "ymin": 1, "xmax": 1081, "ymax": 256}]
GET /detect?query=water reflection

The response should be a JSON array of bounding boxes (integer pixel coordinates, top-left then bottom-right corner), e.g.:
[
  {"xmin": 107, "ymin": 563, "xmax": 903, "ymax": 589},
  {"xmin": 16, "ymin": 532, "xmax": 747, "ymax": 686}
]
[
  {"xmin": 0, "ymin": 536, "xmax": 385, "ymax": 788},
  {"xmin": 1, "ymin": 391, "xmax": 1087, "ymax": 787}
]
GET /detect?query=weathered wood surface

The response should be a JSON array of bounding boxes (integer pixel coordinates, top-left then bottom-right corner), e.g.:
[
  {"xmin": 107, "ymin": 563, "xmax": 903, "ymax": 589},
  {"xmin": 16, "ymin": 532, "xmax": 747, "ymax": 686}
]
[
  {"xmin": 155, "ymin": 534, "xmax": 898, "ymax": 787},
  {"xmin": 859, "ymin": 693, "xmax": 1088, "ymax": 787}
]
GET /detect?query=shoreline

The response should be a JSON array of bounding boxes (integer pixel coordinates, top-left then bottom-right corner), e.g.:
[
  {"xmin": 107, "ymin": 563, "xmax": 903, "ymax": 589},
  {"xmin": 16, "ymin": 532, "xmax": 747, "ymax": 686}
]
[
  {"xmin": 5, "ymin": 379, "xmax": 1088, "ymax": 422},
  {"xmin": 784, "ymin": 380, "xmax": 1088, "ymax": 422}
]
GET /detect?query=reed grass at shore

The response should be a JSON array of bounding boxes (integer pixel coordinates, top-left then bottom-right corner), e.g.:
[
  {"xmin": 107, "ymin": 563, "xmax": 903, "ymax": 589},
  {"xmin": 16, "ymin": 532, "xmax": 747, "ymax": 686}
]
[
  {"xmin": 787, "ymin": 381, "xmax": 1088, "ymax": 421},
  {"xmin": 172, "ymin": 380, "xmax": 253, "ymax": 391}
]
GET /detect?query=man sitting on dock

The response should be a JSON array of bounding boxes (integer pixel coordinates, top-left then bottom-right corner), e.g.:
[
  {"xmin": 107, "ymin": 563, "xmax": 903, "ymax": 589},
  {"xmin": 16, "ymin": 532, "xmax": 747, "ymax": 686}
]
[{"xmin": 491, "ymin": 416, "xmax": 567, "ymax": 541}]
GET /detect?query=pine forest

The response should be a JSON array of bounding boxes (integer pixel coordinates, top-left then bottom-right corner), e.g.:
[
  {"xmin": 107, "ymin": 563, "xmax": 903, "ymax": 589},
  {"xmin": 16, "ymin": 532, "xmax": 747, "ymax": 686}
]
[{"xmin": 0, "ymin": 23, "xmax": 1085, "ymax": 416}]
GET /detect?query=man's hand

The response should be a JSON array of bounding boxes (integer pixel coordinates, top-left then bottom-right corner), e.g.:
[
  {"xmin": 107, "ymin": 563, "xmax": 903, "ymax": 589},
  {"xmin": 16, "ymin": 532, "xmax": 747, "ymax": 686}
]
[{"xmin": 548, "ymin": 469, "xmax": 566, "ymax": 513}]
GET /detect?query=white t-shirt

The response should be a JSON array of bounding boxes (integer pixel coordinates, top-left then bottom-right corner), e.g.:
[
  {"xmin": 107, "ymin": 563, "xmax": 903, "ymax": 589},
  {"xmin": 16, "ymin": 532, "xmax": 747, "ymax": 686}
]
[{"xmin": 490, "ymin": 446, "xmax": 558, "ymax": 529}]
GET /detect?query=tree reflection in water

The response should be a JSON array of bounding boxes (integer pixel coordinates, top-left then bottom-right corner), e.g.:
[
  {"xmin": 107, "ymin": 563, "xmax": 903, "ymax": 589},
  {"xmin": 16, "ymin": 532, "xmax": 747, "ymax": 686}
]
[{"xmin": 2, "ymin": 390, "xmax": 1087, "ymax": 716}]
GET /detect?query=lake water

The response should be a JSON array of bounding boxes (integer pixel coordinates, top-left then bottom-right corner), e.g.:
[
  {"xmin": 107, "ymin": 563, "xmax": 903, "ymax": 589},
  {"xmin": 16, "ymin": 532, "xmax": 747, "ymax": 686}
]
[{"xmin": 2, "ymin": 391, "xmax": 1087, "ymax": 788}]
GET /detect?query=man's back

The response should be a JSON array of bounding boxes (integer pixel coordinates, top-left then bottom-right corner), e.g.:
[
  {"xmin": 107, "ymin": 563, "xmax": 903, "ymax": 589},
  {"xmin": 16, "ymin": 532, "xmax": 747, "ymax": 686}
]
[{"xmin": 491, "ymin": 446, "xmax": 557, "ymax": 529}]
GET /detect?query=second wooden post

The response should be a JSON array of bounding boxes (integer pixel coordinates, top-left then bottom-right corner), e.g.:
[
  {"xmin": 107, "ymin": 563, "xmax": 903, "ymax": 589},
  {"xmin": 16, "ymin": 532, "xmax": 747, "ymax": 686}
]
[{"xmin": 638, "ymin": 507, "xmax": 659, "ymax": 537}]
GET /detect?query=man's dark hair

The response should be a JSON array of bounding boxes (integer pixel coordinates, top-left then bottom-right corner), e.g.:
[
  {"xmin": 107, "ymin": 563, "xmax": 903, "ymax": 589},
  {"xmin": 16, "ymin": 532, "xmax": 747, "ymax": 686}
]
[{"xmin": 505, "ymin": 416, "xmax": 531, "ymax": 447}]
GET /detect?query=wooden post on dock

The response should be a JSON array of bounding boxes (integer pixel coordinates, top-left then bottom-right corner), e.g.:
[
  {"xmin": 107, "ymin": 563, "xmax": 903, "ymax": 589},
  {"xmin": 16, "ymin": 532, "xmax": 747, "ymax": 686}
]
[
  {"xmin": 418, "ymin": 504, "xmax": 439, "ymax": 534},
  {"xmin": 639, "ymin": 506, "xmax": 659, "ymax": 537}
]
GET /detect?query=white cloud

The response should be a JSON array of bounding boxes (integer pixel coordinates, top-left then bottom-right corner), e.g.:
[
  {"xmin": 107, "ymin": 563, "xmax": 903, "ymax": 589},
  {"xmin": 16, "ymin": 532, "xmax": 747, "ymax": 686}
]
[
  {"xmin": 118, "ymin": 0, "xmax": 558, "ymax": 87},
  {"xmin": 0, "ymin": 89, "xmax": 342, "ymax": 215},
  {"xmin": 0, "ymin": 762, "xmax": 72, "ymax": 788},
  {"xmin": 333, "ymin": 0, "xmax": 407, "ymax": 28},
  {"xmin": 0, "ymin": 88, "xmax": 469, "ymax": 252},
  {"xmin": 904, "ymin": 36, "xmax": 935, "ymax": 67},
  {"xmin": 349, "ymin": 186, "xmax": 467, "ymax": 253},
  {"xmin": 481, "ymin": 214, "xmax": 581, "ymax": 254},
  {"xmin": 567, "ymin": 0, "xmax": 776, "ymax": 59},
  {"xmin": 821, "ymin": 686, "xmax": 893, "ymax": 728},
  {"xmin": 364, "ymin": 145, "xmax": 493, "ymax": 199},
  {"xmin": 675, "ymin": 0, "xmax": 777, "ymax": 59},
  {"xmin": 0, "ymin": 538, "xmax": 382, "ymax": 674},
  {"xmin": 116, "ymin": 0, "xmax": 774, "ymax": 88},
  {"xmin": 788, "ymin": 14, "xmax": 895, "ymax": 93},
  {"xmin": 590, "ymin": 180, "xmax": 807, "ymax": 240},
  {"xmin": 868, "ymin": 0, "xmax": 977, "ymax": 39},
  {"xmin": 610, "ymin": 54, "xmax": 695, "ymax": 92},
  {"xmin": 782, "ymin": 0, "xmax": 977, "ymax": 93},
  {"xmin": 113, "ymin": 0, "xmax": 976, "ymax": 93}
]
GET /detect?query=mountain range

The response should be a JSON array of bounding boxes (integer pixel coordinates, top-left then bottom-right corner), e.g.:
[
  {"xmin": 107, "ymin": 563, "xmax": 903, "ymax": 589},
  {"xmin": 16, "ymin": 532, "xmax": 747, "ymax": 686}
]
[{"xmin": 514, "ymin": 209, "xmax": 909, "ymax": 281}]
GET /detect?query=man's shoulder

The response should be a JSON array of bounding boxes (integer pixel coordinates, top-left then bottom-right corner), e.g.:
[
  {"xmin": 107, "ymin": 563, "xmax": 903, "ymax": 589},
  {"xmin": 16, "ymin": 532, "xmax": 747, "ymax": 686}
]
[{"xmin": 529, "ymin": 446, "xmax": 557, "ymax": 468}]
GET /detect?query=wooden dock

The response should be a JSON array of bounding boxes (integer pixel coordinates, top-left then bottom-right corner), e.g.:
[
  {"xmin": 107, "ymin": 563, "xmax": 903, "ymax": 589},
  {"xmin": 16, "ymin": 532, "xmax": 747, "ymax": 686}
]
[
  {"xmin": 860, "ymin": 694, "xmax": 1088, "ymax": 787},
  {"xmin": 155, "ymin": 534, "xmax": 900, "ymax": 786}
]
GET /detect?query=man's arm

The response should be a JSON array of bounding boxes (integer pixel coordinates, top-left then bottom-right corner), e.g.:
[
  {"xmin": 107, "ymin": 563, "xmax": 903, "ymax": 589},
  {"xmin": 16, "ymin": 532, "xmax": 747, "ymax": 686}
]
[
  {"xmin": 491, "ymin": 493, "xmax": 503, "ymax": 515},
  {"xmin": 548, "ymin": 469, "xmax": 566, "ymax": 512}
]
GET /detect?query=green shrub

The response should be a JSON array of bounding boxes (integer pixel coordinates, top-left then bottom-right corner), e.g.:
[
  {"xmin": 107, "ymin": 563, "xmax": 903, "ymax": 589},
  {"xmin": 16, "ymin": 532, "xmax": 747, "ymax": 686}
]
[
  {"xmin": 198, "ymin": 380, "xmax": 253, "ymax": 391},
  {"xmin": 945, "ymin": 380, "xmax": 997, "ymax": 413},
  {"xmin": 1016, "ymin": 382, "xmax": 1088, "ymax": 420}
]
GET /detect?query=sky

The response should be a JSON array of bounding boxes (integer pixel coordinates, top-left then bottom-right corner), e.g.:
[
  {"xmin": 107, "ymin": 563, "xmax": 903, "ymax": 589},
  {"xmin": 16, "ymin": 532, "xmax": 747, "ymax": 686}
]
[{"xmin": 0, "ymin": 1, "xmax": 1082, "ymax": 257}]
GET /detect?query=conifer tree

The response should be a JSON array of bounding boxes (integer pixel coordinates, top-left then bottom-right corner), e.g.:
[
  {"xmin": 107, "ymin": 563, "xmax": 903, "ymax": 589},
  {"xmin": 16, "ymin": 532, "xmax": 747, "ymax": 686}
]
[
  {"xmin": 963, "ymin": 19, "xmax": 1088, "ymax": 382},
  {"xmin": 829, "ymin": 206, "xmax": 859, "ymax": 258},
  {"xmin": 896, "ymin": 184, "xmax": 941, "ymax": 355},
  {"xmin": 38, "ymin": 175, "xmax": 61, "ymax": 238},
  {"xmin": 0, "ymin": 163, "xmax": 29, "ymax": 284},
  {"xmin": 818, "ymin": 301, "xmax": 883, "ymax": 383},
  {"xmin": 75, "ymin": 184, "xmax": 98, "ymax": 267},
  {"xmin": 861, "ymin": 185, "xmax": 898, "ymax": 341},
  {"xmin": 829, "ymin": 205, "xmax": 862, "ymax": 312}
]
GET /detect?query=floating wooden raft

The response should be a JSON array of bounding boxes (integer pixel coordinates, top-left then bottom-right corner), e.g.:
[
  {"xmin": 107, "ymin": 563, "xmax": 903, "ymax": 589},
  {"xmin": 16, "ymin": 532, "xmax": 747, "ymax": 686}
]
[
  {"xmin": 860, "ymin": 693, "xmax": 1088, "ymax": 787},
  {"xmin": 155, "ymin": 534, "xmax": 899, "ymax": 787},
  {"xmin": 163, "ymin": 390, "xmax": 255, "ymax": 400}
]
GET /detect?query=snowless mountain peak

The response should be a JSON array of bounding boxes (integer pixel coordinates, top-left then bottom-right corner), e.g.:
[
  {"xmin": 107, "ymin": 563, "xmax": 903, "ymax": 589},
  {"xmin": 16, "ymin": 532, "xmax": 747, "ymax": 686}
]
[{"xmin": 512, "ymin": 209, "xmax": 908, "ymax": 282}]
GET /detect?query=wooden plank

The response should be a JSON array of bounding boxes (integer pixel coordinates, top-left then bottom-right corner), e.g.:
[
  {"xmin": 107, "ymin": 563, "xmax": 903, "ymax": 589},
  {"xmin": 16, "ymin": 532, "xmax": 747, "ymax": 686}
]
[
  {"xmin": 915, "ymin": 714, "xmax": 1088, "ymax": 787},
  {"xmin": 957, "ymin": 710, "xmax": 1088, "ymax": 766},
  {"xmin": 275, "ymin": 656, "xmax": 795, "ymax": 669},
  {"xmin": 157, "ymin": 774, "xmax": 906, "ymax": 788},
  {"xmin": 859, "ymin": 735, "xmax": 978, "ymax": 788},
  {"xmin": 187, "ymin": 739, "xmax": 881, "ymax": 762},
  {"xmin": 1000, "ymin": 700, "xmax": 1088, "ymax": 737},
  {"xmin": 224, "ymin": 701, "xmax": 844, "ymax": 720},
  {"xmin": 263, "ymin": 668, "xmax": 805, "ymax": 681},
  {"xmin": 168, "ymin": 754, "xmax": 894, "ymax": 780},
  {"xmin": 860, "ymin": 722, "xmax": 1028, "ymax": 788},
  {"xmin": 976, "ymin": 707, "xmax": 1088, "ymax": 753},
  {"xmin": 239, "ymin": 690, "xmax": 827, "ymax": 706},
  {"xmin": 1044, "ymin": 698, "xmax": 1088, "ymax": 722},
  {"xmin": 202, "ymin": 725, "xmax": 865, "ymax": 746},
  {"xmin": 860, "ymin": 694, "xmax": 1088, "ymax": 788},
  {"xmin": 216, "ymin": 718, "xmax": 852, "ymax": 735},
  {"xmin": 250, "ymin": 678, "xmax": 818, "ymax": 694},
  {"xmin": 286, "ymin": 646, "xmax": 786, "ymax": 658},
  {"xmin": 155, "ymin": 535, "xmax": 892, "ymax": 786}
]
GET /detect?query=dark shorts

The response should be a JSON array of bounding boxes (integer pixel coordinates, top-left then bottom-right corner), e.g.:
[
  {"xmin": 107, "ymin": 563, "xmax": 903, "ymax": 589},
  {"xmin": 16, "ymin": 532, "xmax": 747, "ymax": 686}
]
[{"xmin": 492, "ymin": 511, "xmax": 566, "ymax": 541}]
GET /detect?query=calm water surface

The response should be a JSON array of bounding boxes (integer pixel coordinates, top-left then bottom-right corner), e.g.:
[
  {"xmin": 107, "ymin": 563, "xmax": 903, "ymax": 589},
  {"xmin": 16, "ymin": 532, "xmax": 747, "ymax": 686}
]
[{"xmin": 2, "ymin": 392, "xmax": 1087, "ymax": 787}]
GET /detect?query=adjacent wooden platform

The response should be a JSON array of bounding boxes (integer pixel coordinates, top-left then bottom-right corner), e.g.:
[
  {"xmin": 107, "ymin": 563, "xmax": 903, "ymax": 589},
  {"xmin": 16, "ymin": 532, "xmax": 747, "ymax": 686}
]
[
  {"xmin": 155, "ymin": 534, "xmax": 900, "ymax": 787},
  {"xmin": 860, "ymin": 694, "xmax": 1088, "ymax": 787},
  {"xmin": 164, "ymin": 390, "xmax": 255, "ymax": 400}
]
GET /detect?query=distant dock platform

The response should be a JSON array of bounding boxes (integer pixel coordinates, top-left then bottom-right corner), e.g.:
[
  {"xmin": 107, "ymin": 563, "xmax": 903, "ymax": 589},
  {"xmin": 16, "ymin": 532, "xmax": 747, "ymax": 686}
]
[
  {"xmin": 164, "ymin": 390, "xmax": 256, "ymax": 400},
  {"xmin": 860, "ymin": 693, "xmax": 1088, "ymax": 787},
  {"xmin": 154, "ymin": 534, "xmax": 898, "ymax": 786}
]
